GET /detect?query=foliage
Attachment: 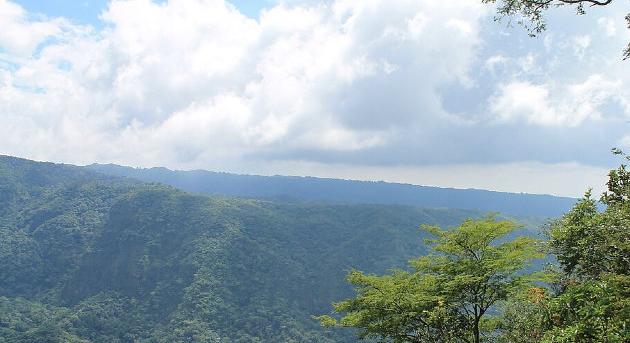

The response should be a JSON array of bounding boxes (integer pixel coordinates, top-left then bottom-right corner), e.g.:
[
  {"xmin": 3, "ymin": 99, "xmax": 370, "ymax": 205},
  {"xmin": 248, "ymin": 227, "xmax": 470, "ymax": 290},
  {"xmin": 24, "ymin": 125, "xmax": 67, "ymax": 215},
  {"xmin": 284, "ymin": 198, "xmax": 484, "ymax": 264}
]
[
  {"xmin": 494, "ymin": 287, "xmax": 548, "ymax": 343},
  {"xmin": 318, "ymin": 217, "xmax": 544, "ymax": 343},
  {"xmin": 541, "ymin": 151, "xmax": 630, "ymax": 342},
  {"xmin": 494, "ymin": 150, "xmax": 630, "ymax": 342},
  {"xmin": 482, "ymin": 0, "xmax": 629, "ymax": 59},
  {"xmin": 543, "ymin": 276, "xmax": 629, "ymax": 342},
  {"xmin": 1, "ymin": 155, "xmax": 504, "ymax": 342}
]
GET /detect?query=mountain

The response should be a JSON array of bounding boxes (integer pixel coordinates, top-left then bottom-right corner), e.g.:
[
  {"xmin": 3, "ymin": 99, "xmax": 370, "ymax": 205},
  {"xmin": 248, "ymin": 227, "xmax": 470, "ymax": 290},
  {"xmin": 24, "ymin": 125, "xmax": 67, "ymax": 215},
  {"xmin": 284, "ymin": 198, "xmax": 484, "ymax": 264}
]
[
  {"xmin": 86, "ymin": 163, "xmax": 576, "ymax": 218},
  {"xmin": 1, "ymin": 155, "xmax": 526, "ymax": 342}
]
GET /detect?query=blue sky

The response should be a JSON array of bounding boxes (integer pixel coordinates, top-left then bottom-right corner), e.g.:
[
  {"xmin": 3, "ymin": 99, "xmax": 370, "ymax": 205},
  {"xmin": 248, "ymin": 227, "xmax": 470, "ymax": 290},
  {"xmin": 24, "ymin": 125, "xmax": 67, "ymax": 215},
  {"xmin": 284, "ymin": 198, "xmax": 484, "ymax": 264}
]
[
  {"xmin": 1, "ymin": 0, "xmax": 629, "ymax": 196},
  {"xmin": 15, "ymin": 0, "xmax": 111, "ymax": 25},
  {"xmin": 16, "ymin": 0, "xmax": 270, "ymax": 22}
]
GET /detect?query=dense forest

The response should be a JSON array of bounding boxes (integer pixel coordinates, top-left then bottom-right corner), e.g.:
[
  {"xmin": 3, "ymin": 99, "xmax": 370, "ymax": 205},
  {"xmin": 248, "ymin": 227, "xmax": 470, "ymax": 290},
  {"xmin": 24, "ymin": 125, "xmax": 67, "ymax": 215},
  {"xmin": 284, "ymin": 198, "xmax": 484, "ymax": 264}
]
[
  {"xmin": 1, "ymin": 0, "xmax": 627, "ymax": 342},
  {"xmin": 87, "ymin": 164, "xmax": 575, "ymax": 218},
  {"xmin": 1, "ymin": 155, "xmax": 545, "ymax": 342},
  {"xmin": 1, "ymin": 154, "xmax": 627, "ymax": 342},
  {"xmin": 318, "ymin": 152, "xmax": 630, "ymax": 342}
]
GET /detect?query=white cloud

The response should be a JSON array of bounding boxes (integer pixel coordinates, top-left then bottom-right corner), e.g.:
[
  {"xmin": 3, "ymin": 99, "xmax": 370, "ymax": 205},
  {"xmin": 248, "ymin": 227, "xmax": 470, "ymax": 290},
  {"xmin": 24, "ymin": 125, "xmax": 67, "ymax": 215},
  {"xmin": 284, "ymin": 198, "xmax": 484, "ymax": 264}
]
[
  {"xmin": 598, "ymin": 17, "xmax": 617, "ymax": 37},
  {"xmin": 484, "ymin": 54, "xmax": 506, "ymax": 73},
  {"xmin": 490, "ymin": 75, "xmax": 625, "ymax": 127},
  {"xmin": 572, "ymin": 34, "xmax": 591, "ymax": 59},
  {"xmin": 0, "ymin": 0, "xmax": 487, "ymax": 166},
  {"xmin": 0, "ymin": 0, "xmax": 628, "ymax": 196},
  {"xmin": 517, "ymin": 53, "xmax": 537, "ymax": 73},
  {"xmin": 490, "ymin": 81, "xmax": 552, "ymax": 124},
  {"xmin": 0, "ymin": 0, "xmax": 63, "ymax": 57}
]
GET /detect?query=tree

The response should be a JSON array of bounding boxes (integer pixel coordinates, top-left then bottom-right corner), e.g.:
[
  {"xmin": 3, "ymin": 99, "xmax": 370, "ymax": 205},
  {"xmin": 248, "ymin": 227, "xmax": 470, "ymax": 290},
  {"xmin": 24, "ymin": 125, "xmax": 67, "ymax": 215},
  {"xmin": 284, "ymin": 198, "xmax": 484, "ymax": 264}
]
[
  {"xmin": 541, "ymin": 150, "xmax": 630, "ymax": 341},
  {"xmin": 483, "ymin": 0, "xmax": 630, "ymax": 59},
  {"xmin": 494, "ymin": 287, "xmax": 548, "ymax": 342},
  {"xmin": 317, "ymin": 217, "xmax": 544, "ymax": 343},
  {"xmin": 493, "ymin": 150, "xmax": 630, "ymax": 342}
]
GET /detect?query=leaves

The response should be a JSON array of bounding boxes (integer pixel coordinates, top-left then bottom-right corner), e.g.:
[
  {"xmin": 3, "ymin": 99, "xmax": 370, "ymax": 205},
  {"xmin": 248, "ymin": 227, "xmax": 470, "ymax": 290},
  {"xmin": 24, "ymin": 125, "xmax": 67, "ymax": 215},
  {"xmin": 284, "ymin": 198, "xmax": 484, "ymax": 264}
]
[
  {"xmin": 321, "ymin": 217, "xmax": 545, "ymax": 342},
  {"xmin": 482, "ymin": 0, "xmax": 628, "ymax": 60},
  {"xmin": 1, "ymin": 156, "xmax": 488, "ymax": 342},
  {"xmin": 500, "ymin": 152, "xmax": 630, "ymax": 342}
]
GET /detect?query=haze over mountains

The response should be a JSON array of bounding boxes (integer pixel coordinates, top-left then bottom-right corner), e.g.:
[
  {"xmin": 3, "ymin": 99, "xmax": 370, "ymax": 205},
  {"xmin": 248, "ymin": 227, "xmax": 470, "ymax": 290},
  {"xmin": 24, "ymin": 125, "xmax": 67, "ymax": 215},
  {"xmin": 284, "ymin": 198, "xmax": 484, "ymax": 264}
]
[
  {"xmin": 1, "ymin": 0, "xmax": 627, "ymax": 340},
  {"xmin": 1, "ymin": 155, "xmax": 548, "ymax": 342},
  {"xmin": 87, "ymin": 163, "xmax": 577, "ymax": 218}
]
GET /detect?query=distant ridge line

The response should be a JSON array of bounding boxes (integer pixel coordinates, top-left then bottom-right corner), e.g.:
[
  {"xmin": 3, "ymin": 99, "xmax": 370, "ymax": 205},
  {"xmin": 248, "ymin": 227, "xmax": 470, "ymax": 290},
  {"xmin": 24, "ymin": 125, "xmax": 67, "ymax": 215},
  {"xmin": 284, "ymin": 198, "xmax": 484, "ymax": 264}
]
[{"xmin": 86, "ymin": 163, "xmax": 576, "ymax": 218}]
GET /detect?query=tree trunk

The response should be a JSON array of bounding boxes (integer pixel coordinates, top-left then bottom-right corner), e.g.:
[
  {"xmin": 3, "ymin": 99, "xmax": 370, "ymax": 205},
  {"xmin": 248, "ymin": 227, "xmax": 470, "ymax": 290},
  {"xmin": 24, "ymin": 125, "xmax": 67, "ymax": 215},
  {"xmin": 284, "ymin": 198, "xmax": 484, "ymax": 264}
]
[{"xmin": 473, "ymin": 317, "xmax": 480, "ymax": 343}]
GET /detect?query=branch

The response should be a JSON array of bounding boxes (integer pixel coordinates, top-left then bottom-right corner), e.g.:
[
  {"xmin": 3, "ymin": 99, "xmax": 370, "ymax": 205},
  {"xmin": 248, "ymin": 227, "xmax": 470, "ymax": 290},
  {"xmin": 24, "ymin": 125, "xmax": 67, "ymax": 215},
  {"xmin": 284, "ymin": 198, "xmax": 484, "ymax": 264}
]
[
  {"xmin": 556, "ymin": 0, "xmax": 613, "ymax": 6},
  {"xmin": 524, "ymin": 0, "xmax": 612, "ymax": 5}
]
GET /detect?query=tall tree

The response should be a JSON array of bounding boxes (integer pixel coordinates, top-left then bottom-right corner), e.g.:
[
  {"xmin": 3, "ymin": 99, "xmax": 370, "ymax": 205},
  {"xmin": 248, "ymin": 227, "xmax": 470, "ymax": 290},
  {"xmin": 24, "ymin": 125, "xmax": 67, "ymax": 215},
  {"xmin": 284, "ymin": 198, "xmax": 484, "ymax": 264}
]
[
  {"xmin": 483, "ymin": 0, "xmax": 629, "ymax": 59},
  {"xmin": 541, "ymin": 150, "xmax": 630, "ymax": 341},
  {"xmin": 317, "ymin": 217, "xmax": 544, "ymax": 343},
  {"xmin": 494, "ymin": 150, "xmax": 630, "ymax": 342}
]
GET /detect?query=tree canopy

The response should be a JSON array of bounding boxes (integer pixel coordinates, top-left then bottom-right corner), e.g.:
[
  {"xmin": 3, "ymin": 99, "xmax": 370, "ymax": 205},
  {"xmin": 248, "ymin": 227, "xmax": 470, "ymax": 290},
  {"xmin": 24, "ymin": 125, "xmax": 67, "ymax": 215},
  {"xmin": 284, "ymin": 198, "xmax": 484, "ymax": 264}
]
[
  {"xmin": 1, "ymin": 155, "xmax": 497, "ymax": 343},
  {"xmin": 476, "ymin": 151, "xmax": 630, "ymax": 342},
  {"xmin": 317, "ymin": 217, "xmax": 544, "ymax": 343},
  {"xmin": 539, "ymin": 150, "xmax": 630, "ymax": 341},
  {"xmin": 320, "ymin": 151, "xmax": 630, "ymax": 342}
]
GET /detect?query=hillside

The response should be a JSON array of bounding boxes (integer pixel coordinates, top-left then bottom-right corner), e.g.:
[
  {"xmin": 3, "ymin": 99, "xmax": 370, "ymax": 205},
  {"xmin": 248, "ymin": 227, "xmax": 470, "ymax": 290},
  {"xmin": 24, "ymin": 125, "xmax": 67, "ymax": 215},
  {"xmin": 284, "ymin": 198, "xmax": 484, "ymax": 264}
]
[
  {"xmin": 0, "ymin": 156, "xmax": 510, "ymax": 342},
  {"xmin": 87, "ymin": 164, "xmax": 576, "ymax": 218}
]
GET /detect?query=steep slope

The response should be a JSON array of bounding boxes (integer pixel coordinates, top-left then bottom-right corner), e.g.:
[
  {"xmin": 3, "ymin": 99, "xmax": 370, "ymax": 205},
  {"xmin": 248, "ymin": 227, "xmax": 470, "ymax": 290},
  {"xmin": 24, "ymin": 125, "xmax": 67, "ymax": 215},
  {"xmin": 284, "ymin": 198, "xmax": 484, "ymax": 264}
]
[
  {"xmin": 87, "ymin": 163, "xmax": 575, "ymax": 218},
  {"xmin": 1, "ymin": 156, "xmax": 501, "ymax": 342}
]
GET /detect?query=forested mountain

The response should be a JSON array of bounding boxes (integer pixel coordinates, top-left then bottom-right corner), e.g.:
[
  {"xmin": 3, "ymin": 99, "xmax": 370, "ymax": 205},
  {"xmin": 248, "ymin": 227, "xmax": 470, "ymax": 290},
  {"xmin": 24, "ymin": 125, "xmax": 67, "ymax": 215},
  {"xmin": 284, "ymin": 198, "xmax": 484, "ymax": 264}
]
[
  {"xmin": 87, "ymin": 164, "xmax": 575, "ymax": 218},
  {"xmin": 1, "ymin": 155, "xmax": 536, "ymax": 342}
]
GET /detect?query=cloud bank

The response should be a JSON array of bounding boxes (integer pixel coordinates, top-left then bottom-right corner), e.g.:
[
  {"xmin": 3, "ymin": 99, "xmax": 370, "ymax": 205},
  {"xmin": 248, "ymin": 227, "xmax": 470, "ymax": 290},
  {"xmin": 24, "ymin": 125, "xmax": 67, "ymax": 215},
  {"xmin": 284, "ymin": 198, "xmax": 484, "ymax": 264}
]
[{"xmin": 0, "ymin": 0, "xmax": 628, "ymax": 196}]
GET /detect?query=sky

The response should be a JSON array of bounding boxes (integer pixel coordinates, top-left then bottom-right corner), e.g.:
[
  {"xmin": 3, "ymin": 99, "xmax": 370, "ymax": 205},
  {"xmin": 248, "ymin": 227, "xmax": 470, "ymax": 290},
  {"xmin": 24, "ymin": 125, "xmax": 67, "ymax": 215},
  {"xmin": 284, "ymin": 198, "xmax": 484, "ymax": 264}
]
[{"xmin": 1, "ymin": 0, "xmax": 629, "ymax": 197}]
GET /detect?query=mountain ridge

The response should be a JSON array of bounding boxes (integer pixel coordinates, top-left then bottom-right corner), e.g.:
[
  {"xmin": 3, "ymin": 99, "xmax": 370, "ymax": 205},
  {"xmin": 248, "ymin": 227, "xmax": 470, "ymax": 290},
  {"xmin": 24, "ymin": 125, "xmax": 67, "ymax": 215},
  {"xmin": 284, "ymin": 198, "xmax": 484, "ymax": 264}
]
[
  {"xmin": 2, "ymin": 155, "xmax": 513, "ymax": 342},
  {"xmin": 87, "ymin": 162, "xmax": 576, "ymax": 218}
]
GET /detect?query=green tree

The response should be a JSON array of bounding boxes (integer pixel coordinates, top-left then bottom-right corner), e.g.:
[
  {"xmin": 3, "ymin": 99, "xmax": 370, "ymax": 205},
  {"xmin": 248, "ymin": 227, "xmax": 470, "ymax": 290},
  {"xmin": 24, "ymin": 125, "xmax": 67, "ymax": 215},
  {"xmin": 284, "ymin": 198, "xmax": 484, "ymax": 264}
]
[
  {"xmin": 494, "ymin": 287, "xmax": 548, "ymax": 342},
  {"xmin": 483, "ymin": 0, "xmax": 629, "ymax": 59},
  {"xmin": 494, "ymin": 150, "xmax": 630, "ymax": 342},
  {"xmin": 541, "ymin": 150, "xmax": 630, "ymax": 342},
  {"xmin": 317, "ymin": 217, "xmax": 544, "ymax": 343}
]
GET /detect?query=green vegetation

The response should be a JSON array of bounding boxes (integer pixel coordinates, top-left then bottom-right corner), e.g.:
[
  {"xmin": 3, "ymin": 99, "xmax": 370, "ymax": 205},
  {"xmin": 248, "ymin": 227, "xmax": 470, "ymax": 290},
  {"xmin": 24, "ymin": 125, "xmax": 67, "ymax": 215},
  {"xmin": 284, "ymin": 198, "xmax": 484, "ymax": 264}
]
[
  {"xmin": 3, "ymin": 152, "xmax": 627, "ymax": 342},
  {"xmin": 321, "ymin": 151, "xmax": 630, "ymax": 342},
  {"xmin": 526, "ymin": 151, "xmax": 629, "ymax": 342},
  {"xmin": 317, "ymin": 217, "xmax": 545, "ymax": 343},
  {"xmin": 1, "ymin": 155, "xmax": 501, "ymax": 342}
]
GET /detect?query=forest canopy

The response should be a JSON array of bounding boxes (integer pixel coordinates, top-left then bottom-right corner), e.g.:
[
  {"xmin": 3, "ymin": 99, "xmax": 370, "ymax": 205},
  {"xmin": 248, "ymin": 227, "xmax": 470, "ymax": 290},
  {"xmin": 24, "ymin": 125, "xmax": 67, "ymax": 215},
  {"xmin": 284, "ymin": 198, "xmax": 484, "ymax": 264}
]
[{"xmin": 319, "ymin": 151, "xmax": 630, "ymax": 342}]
